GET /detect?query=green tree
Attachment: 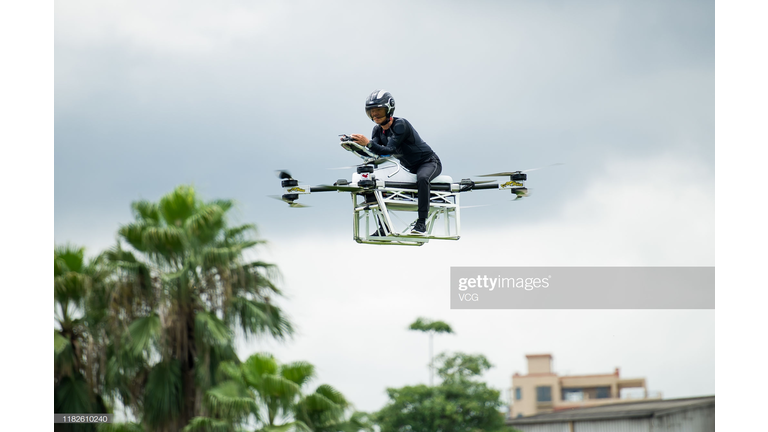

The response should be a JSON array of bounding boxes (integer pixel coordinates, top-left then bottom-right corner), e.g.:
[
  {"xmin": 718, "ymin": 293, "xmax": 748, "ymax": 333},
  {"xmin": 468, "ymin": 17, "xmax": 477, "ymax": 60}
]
[
  {"xmin": 186, "ymin": 353, "xmax": 355, "ymax": 432},
  {"xmin": 55, "ymin": 245, "xmax": 110, "ymax": 431},
  {"xmin": 375, "ymin": 352, "xmax": 507, "ymax": 432},
  {"xmin": 97, "ymin": 185, "xmax": 293, "ymax": 431},
  {"xmin": 408, "ymin": 318, "xmax": 454, "ymax": 386}
]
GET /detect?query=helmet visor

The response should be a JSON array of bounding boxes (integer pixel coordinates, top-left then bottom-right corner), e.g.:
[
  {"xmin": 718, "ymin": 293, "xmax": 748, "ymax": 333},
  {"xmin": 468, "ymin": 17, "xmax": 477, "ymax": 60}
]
[{"xmin": 366, "ymin": 106, "xmax": 388, "ymax": 120}]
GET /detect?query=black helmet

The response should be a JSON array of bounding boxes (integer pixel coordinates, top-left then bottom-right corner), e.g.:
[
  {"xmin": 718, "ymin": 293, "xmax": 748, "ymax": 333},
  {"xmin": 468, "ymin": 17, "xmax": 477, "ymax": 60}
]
[{"xmin": 365, "ymin": 89, "xmax": 395, "ymax": 122}]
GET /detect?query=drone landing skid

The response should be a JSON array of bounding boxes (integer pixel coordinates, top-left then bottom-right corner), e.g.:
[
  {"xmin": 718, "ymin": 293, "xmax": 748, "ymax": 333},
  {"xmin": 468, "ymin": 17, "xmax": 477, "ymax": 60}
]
[{"xmin": 352, "ymin": 186, "xmax": 461, "ymax": 246}]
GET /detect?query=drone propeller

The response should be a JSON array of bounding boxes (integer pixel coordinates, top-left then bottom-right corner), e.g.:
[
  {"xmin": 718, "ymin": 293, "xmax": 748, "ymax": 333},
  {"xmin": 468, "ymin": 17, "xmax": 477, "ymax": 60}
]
[
  {"xmin": 269, "ymin": 195, "xmax": 309, "ymax": 208},
  {"xmin": 275, "ymin": 170, "xmax": 294, "ymax": 180},
  {"xmin": 521, "ymin": 162, "xmax": 564, "ymax": 173},
  {"xmin": 476, "ymin": 163, "xmax": 564, "ymax": 177},
  {"xmin": 328, "ymin": 156, "xmax": 398, "ymax": 170}
]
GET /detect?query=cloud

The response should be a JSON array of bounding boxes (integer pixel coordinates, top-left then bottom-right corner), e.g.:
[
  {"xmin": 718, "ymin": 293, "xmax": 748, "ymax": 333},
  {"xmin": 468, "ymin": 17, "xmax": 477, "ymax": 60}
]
[
  {"xmin": 55, "ymin": 0, "xmax": 281, "ymax": 55},
  {"xmin": 53, "ymin": 0, "xmax": 714, "ymax": 414},
  {"xmin": 237, "ymin": 152, "xmax": 714, "ymax": 410}
]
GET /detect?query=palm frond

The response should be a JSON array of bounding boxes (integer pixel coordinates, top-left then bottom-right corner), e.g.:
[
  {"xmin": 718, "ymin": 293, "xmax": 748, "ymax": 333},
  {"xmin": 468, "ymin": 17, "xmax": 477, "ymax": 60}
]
[
  {"xmin": 300, "ymin": 392, "xmax": 344, "ymax": 415},
  {"xmin": 55, "ymin": 271, "xmax": 91, "ymax": 304},
  {"xmin": 208, "ymin": 199, "xmax": 235, "ymax": 214},
  {"xmin": 206, "ymin": 380, "xmax": 258, "ymax": 420},
  {"xmin": 226, "ymin": 298, "xmax": 293, "ymax": 340},
  {"xmin": 280, "ymin": 362, "xmax": 315, "ymax": 387},
  {"xmin": 202, "ymin": 245, "xmax": 248, "ymax": 269},
  {"xmin": 259, "ymin": 374, "xmax": 302, "ymax": 401},
  {"xmin": 55, "ymin": 244, "xmax": 86, "ymax": 275},
  {"xmin": 97, "ymin": 422, "xmax": 145, "ymax": 432},
  {"xmin": 55, "ymin": 335, "xmax": 77, "ymax": 377},
  {"xmin": 183, "ymin": 417, "xmax": 234, "ymax": 432},
  {"xmin": 98, "ymin": 242, "xmax": 140, "ymax": 265},
  {"xmin": 216, "ymin": 360, "xmax": 244, "ymax": 383},
  {"xmin": 195, "ymin": 311, "xmax": 233, "ymax": 348},
  {"xmin": 55, "ymin": 330, "xmax": 70, "ymax": 355},
  {"xmin": 341, "ymin": 411, "xmax": 377, "ymax": 432},
  {"xmin": 313, "ymin": 384, "xmax": 348, "ymax": 407},
  {"xmin": 184, "ymin": 203, "xmax": 225, "ymax": 242},
  {"xmin": 126, "ymin": 314, "xmax": 161, "ymax": 358},
  {"xmin": 261, "ymin": 421, "xmax": 311, "ymax": 432},
  {"xmin": 143, "ymin": 360, "xmax": 184, "ymax": 429},
  {"xmin": 243, "ymin": 261, "xmax": 281, "ymax": 283},
  {"xmin": 223, "ymin": 224, "xmax": 258, "ymax": 243},
  {"xmin": 241, "ymin": 353, "xmax": 279, "ymax": 386},
  {"xmin": 140, "ymin": 225, "xmax": 187, "ymax": 255},
  {"xmin": 159, "ymin": 185, "xmax": 198, "ymax": 227},
  {"xmin": 131, "ymin": 200, "xmax": 161, "ymax": 225},
  {"xmin": 55, "ymin": 373, "xmax": 97, "ymax": 414},
  {"xmin": 118, "ymin": 223, "xmax": 151, "ymax": 253}
]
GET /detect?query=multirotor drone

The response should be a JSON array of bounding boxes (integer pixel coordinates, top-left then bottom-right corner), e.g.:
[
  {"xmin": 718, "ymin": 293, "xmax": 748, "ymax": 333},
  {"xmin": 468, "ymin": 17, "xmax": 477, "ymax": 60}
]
[{"xmin": 273, "ymin": 137, "xmax": 552, "ymax": 246}]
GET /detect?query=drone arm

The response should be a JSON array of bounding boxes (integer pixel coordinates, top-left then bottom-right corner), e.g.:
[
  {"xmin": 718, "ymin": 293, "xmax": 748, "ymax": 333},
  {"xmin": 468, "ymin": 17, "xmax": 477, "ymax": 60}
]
[
  {"xmin": 469, "ymin": 182, "xmax": 500, "ymax": 191},
  {"xmin": 308, "ymin": 185, "xmax": 340, "ymax": 193}
]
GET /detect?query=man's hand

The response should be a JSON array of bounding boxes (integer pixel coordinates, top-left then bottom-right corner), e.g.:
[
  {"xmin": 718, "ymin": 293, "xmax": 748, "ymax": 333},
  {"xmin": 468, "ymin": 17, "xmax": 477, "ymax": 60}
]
[{"xmin": 350, "ymin": 134, "xmax": 370, "ymax": 146}]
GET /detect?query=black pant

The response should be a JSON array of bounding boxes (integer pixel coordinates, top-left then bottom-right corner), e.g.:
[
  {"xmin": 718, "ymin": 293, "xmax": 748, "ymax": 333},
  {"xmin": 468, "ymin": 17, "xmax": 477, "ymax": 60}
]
[{"xmin": 414, "ymin": 155, "xmax": 442, "ymax": 220}]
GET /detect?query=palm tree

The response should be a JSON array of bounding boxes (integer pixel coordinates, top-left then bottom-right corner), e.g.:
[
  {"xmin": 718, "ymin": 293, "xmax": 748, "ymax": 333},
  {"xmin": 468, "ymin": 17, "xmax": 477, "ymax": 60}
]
[
  {"xmin": 408, "ymin": 318, "xmax": 454, "ymax": 386},
  {"xmin": 54, "ymin": 245, "xmax": 110, "ymax": 431},
  {"xmin": 186, "ymin": 353, "xmax": 350, "ymax": 432},
  {"xmin": 99, "ymin": 185, "xmax": 294, "ymax": 431}
]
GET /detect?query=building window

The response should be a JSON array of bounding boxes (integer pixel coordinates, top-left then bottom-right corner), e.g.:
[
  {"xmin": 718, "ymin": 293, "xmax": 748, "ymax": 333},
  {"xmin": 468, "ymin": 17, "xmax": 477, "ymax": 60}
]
[
  {"xmin": 562, "ymin": 388, "xmax": 584, "ymax": 401},
  {"xmin": 536, "ymin": 386, "xmax": 552, "ymax": 402},
  {"xmin": 515, "ymin": 387, "xmax": 522, "ymax": 400},
  {"xmin": 596, "ymin": 387, "xmax": 611, "ymax": 399}
]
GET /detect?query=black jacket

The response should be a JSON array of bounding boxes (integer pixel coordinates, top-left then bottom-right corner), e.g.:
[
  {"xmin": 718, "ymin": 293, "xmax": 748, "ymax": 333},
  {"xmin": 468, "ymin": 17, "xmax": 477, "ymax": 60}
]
[{"xmin": 367, "ymin": 117, "xmax": 436, "ymax": 171}]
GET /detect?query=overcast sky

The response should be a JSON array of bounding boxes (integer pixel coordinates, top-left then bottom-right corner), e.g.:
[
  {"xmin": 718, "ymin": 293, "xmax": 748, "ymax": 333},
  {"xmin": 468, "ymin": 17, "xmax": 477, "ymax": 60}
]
[{"xmin": 54, "ymin": 0, "xmax": 714, "ymax": 414}]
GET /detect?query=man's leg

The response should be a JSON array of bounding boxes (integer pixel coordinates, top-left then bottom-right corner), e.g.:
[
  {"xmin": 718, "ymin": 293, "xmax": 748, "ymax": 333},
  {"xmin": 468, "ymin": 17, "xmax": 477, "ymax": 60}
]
[
  {"xmin": 365, "ymin": 192, "xmax": 387, "ymax": 236},
  {"xmin": 415, "ymin": 156, "xmax": 442, "ymax": 222}
]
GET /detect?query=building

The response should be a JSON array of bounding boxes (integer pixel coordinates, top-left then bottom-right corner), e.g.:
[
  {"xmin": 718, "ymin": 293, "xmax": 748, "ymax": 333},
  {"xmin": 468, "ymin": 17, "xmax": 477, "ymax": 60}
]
[
  {"xmin": 506, "ymin": 395, "xmax": 715, "ymax": 432},
  {"xmin": 510, "ymin": 354, "xmax": 659, "ymax": 418}
]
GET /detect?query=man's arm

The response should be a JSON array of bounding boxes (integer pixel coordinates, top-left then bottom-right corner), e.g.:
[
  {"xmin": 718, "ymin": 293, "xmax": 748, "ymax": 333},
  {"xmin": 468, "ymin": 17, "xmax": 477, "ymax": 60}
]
[{"xmin": 367, "ymin": 121, "xmax": 408, "ymax": 155}]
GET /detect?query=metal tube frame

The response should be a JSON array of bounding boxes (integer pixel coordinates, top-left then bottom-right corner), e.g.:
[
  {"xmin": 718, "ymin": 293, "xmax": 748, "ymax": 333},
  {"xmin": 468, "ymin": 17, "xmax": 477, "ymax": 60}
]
[{"xmin": 352, "ymin": 185, "xmax": 461, "ymax": 246}]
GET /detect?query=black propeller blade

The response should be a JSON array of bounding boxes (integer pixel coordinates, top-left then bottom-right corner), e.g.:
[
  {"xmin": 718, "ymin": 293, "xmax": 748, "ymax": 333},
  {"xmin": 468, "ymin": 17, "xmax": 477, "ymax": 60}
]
[
  {"xmin": 476, "ymin": 163, "xmax": 564, "ymax": 177},
  {"xmin": 275, "ymin": 170, "xmax": 294, "ymax": 180},
  {"xmin": 269, "ymin": 195, "xmax": 309, "ymax": 208}
]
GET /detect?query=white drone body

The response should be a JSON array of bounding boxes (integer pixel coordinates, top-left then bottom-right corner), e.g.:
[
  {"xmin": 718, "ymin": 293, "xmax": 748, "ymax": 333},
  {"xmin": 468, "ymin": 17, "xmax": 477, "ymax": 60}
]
[{"xmin": 274, "ymin": 140, "xmax": 537, "ymax": 246}]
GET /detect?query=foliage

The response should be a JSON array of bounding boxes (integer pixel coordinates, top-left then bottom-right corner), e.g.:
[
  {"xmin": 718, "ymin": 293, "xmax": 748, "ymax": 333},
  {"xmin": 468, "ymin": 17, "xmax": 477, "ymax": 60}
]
[
  {"xmin": 408, "ymin": 317, "xmax": 455, "ymax": 386},
  {"xmin": 55, "ymin": 245, "xmax": 110, "ymax": 432},
  {"xmin": 408, "ymin": 317, "xmax": 454, "ymax": 334},
  {"xmin": 55, "ymin": 185, "xmax": 294, "ymax": 432},
  {"xmin": 187, "ymin": 353, "xmax": 361, "ymax": 432},
  {"xmin": 435, "ymin": 352, "xmax": 493, "ymax": 383},
  {"xmin": 375, "ymin": 352, "xmax": 507, "ymax": 432}
]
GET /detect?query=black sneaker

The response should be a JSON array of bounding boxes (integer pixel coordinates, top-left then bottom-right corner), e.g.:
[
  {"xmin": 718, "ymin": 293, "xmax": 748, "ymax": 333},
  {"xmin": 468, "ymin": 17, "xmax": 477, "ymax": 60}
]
[
  {"xmin": 411, "ymin": 220, "xmax": 427, "ymax": 235},
  {"xmin": 371, "ymin": 227, "xmax": 387, "ymax": 237}
]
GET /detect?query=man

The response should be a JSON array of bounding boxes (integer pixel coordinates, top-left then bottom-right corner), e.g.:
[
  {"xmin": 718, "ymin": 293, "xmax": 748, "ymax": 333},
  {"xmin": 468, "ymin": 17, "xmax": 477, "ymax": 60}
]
[{"xmin": 345, "ymin": 89, "xmax": 442, "ymax": 235}]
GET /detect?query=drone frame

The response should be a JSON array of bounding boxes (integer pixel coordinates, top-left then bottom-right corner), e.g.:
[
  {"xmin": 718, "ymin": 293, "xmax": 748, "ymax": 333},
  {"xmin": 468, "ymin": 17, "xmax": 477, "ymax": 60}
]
[
  {"xmin": 273, "ymin": 140, "xmax": 534, "ymax": 246},
  {"xmin": 352, "ymin": 182, "xmax": 461, "ymax": 246}
]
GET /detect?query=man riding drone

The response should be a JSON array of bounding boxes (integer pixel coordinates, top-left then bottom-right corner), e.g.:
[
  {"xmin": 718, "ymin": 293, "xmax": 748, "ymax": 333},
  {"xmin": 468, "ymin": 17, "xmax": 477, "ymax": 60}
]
[{"xmin": 344, "ymin": 90, "xmax": 442, "ymax": 235}]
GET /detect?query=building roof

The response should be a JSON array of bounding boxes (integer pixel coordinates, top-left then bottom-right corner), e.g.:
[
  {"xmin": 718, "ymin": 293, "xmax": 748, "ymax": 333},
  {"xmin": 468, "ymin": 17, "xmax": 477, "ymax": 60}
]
[{"xmin": 507, "ymin": 396, "xmax": 715, "ymax": 425}]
